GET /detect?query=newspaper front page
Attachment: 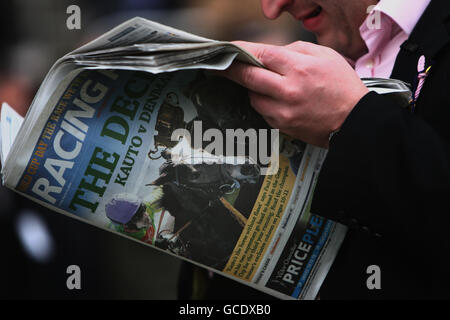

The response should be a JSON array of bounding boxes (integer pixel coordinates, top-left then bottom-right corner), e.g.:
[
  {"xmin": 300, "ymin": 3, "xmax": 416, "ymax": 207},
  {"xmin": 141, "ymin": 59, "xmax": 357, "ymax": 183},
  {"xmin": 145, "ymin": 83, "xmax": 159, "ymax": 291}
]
[{"xmin": 1, "ymin": 67, "xmax": 345, "ymax": 299}]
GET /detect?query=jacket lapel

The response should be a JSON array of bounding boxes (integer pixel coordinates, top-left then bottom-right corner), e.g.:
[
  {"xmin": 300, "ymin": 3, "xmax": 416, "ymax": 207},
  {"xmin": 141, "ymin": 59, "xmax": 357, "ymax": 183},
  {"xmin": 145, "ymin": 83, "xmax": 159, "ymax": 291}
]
[{"xmin": 391, "ymin": 0, "xmax": 450, "ymax": 83}]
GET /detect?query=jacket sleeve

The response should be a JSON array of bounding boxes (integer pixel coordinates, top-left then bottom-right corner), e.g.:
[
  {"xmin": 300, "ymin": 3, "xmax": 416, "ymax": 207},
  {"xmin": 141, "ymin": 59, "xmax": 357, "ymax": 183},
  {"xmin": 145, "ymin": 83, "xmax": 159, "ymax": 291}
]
[{"xmin": 311, "ymin": 91, "xmax": 450, "ymax": 247}]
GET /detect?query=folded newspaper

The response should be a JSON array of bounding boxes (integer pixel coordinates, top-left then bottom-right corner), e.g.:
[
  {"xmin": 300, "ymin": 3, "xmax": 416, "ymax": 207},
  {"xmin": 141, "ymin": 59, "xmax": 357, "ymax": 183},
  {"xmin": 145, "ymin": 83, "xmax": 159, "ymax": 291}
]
[{"xmin": 0, "ymin": 17, "xmax": 411, "ymax": 300}]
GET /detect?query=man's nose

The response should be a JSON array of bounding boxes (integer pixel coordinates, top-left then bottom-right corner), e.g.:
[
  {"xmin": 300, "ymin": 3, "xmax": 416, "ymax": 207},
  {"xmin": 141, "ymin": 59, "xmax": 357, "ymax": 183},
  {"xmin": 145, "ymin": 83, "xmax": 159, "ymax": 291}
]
[{"xmin": 261, "ymin": 0, "xmax": 292, "ymax": 19}]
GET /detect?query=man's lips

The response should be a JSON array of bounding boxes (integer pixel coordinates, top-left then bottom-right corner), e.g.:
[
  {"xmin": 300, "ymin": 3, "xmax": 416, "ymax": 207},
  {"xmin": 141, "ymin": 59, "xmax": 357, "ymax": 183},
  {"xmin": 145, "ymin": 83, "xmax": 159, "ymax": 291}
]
[
  {"xmin": 296, "ymin": 6, "xmax": 322, "ymax": 21},
  {"xmin": 296, "ymin": 6, "xmax": 323, "ymax": 31}
]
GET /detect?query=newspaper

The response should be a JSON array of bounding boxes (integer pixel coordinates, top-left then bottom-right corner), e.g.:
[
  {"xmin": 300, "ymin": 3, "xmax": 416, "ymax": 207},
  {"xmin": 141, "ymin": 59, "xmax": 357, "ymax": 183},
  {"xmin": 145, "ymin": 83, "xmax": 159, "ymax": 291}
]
[{"xmin": 0, "ymin": 17, "xmax": 411, "ymax": 300}]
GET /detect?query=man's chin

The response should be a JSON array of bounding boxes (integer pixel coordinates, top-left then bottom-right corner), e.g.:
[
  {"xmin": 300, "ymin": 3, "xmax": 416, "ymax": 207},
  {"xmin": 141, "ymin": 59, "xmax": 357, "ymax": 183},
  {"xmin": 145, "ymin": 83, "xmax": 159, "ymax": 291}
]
[{"xmin": 316, "ymin": 32, "xmax": 367, "ymax": 60}]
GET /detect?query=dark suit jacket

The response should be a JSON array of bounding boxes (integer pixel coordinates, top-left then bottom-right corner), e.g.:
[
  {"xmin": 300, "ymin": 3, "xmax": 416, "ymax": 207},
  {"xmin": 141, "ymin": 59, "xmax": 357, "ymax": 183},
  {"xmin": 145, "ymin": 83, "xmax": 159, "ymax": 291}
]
[{"xmin": 312, "ymin": 0, "xmax": 450, "ymax": 299}]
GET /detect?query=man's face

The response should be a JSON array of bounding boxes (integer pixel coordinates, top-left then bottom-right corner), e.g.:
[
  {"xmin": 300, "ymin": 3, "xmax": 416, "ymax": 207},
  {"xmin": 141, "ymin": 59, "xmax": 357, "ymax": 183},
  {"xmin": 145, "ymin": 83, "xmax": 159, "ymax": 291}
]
[{"xmin": 261, "ymin": 0, "xmax": 378, "ymax": 60}]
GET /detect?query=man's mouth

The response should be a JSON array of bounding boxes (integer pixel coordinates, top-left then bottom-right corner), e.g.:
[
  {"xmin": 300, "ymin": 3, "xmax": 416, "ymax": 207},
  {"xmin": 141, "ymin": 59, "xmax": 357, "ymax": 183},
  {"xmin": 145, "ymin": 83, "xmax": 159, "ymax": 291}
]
[
  {"xmin": 305, "ymin": 6, "xmax": 322, "ymax": 19},
  {"xmin": 298, "ymin": 6, "xmax": 323, "ymax": 31},
  {"xmin": 297, "ymin": 6, "xmax": 322, "ymax": 20}
]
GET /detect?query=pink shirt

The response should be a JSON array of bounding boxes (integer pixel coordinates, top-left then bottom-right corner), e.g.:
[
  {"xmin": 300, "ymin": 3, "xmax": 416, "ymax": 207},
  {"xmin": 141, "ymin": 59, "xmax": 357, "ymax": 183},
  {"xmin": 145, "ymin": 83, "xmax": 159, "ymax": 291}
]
[{"xmin": 354, "ymin": 0, "xmax": 431, "ymax": 78}]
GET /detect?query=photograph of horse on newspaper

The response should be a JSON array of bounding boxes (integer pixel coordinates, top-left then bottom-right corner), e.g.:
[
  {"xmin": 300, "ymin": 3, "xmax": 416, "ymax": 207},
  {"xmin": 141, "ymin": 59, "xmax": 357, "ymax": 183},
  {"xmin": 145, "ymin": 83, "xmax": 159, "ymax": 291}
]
[{"xmin": 107, "ymin": 71, "xmax": 306, "ymax": 271}]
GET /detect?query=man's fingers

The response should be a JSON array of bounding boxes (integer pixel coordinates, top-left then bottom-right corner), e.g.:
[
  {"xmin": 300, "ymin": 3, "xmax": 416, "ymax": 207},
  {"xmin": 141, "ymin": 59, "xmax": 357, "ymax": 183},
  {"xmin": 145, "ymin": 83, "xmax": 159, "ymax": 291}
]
[
  {"xmin": 221, "ymin": 62, "xmax": 284, "ymax": 96},
  {"xmin": 248, "ymin": 91, "xmax": 279, "ymax": 118},
  {"xmin": 231, "ymin": 41, "xmax": 300, "ymax": 75},
  {"xmin": 248, "ymin": 92, "xmax": 297, "ymax": 130},
  {"xmin": 233, "ymin": 40, "xmax": 323, "ymax": 67}
]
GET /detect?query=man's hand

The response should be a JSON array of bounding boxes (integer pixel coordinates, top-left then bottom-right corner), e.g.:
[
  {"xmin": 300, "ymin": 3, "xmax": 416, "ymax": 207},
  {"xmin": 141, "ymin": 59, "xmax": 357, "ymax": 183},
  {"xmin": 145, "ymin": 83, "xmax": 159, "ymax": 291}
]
[{"xmin": 220, "ymin": 41, "xmax": 369, "ymax": 148}]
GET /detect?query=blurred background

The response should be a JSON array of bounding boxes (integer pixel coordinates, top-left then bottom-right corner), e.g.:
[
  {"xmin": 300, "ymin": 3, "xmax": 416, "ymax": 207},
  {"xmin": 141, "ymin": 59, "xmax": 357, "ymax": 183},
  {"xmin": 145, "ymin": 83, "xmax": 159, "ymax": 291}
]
[{"xmin": 0, "ymin": 0, "xmax": 313, "ymax": 299}]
